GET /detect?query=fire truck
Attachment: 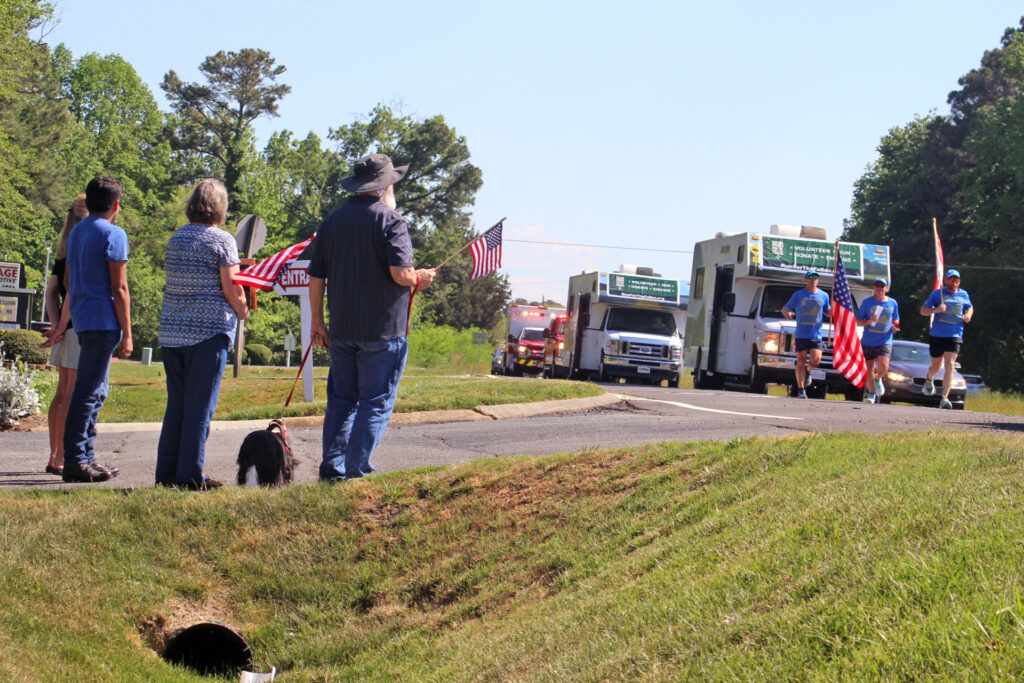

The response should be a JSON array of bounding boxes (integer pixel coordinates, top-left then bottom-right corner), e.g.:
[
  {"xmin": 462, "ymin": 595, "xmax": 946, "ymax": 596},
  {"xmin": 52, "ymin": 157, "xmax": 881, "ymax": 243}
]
[{"xmin": 500, "ymin": 304, "xmax": 566, "ymax": 376}]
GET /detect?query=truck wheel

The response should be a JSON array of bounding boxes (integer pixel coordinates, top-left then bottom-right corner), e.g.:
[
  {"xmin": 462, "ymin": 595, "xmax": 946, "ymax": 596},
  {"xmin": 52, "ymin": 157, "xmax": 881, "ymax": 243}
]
[
  {"xmin": 748, "ymin": 365, "xmax": 767, "ymax": 394},
  {"xmin": 512, "ymin": 365, "xmax": 523, "ymax": 377}
]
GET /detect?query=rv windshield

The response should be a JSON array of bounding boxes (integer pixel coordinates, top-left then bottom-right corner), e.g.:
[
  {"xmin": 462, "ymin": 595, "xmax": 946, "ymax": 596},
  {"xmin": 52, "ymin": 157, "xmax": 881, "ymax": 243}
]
[
  {"xmin": 605, "ymin": 308, "xmax": 677, "ymax": 335},
  {"xmin": 760, "ymin": 285, "xmax": 834, "ymax": 319}
]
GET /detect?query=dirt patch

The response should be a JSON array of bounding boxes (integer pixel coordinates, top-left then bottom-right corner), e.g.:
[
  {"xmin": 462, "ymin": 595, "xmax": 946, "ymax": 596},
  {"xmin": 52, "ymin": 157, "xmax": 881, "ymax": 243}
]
[
  {"xmin": 0, "ymin": 412, "xmax": 48, "ymax": 432},
  {"xmin": 136, "ymin": 589, "xmax": 237, "ymax": 655}
]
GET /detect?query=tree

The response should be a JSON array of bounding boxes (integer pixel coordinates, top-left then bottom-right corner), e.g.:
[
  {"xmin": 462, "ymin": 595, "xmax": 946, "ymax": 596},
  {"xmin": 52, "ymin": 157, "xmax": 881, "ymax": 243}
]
[{"xmin": 161, "ymin": 48, "xmax": 291, "ymax": 213}]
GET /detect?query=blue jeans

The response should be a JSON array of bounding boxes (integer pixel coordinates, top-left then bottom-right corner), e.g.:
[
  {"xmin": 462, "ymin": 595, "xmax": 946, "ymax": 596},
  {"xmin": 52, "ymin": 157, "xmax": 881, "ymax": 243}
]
[
  {"xmin": 155, "ymin": 334, "xmax": 230, "ymax": 484},
  {"xmin": 320, "ymin": 337, "xmax": 408, "ymax": 480},
  {"xmin": 63, "ymin": 329, "xmax": 121, "ymax": 467}
]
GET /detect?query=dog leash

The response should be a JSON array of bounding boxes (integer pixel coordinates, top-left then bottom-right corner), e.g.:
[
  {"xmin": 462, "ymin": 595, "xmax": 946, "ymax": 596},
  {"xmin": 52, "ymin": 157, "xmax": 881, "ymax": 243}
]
[{"xmin": 283, "ymin": 342, "xmax": 314, "ymax": 412}]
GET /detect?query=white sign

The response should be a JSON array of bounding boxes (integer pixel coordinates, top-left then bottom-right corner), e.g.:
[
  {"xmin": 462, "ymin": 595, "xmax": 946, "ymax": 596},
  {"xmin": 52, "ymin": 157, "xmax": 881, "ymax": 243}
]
[
  {"xmin": 284, "ymin": 331, "xmax": 296, "ymax": 351},
  {"xmin": 273, "ymin": 259, "xmax": 310, "ymax": 295},
  {"xmin": 0, "ymin": 295, "xmax": 17, "ymax": 322},
  {"xmin": 0, "ymin": 262, "xmax": 21, "ymax": 290}
]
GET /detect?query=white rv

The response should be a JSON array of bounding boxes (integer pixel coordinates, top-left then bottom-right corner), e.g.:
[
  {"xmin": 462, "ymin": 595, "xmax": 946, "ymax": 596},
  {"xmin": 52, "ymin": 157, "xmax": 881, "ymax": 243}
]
[
  {"xmin": 551, "ymin": 266, "xmax": 688, "ymax": 384},
  {"xmin": 684, "ymin": 226, "xmax": 891, "ymax": 398}
]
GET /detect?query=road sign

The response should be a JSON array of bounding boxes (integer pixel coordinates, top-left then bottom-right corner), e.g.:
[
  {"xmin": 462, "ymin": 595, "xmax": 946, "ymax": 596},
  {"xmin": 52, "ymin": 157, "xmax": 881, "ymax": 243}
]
[
  {"xmin": 284, "ymin": 331, "xmax": 296, "ymax": 351},
  {"xmin": 273, "ymin": 260, "xmax": 310, "ymax": 295},
  {"xmin": 472, "ymin": 332, "xmax": 488, "ymax": 345},
  {"xmin": 234, "ymin": 215, "xmax": 267, "ymax": 257}
]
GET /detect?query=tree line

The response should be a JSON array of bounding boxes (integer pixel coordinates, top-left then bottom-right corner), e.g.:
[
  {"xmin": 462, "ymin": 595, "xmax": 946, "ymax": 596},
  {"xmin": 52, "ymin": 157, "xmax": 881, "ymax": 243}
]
[
  {"xmin": 843, "ymin": 18, "xmax": 1024, "ymax": 391},
  {"xmin": 0, "ymin": 1, "xmax": 510, "ymax": 358}
]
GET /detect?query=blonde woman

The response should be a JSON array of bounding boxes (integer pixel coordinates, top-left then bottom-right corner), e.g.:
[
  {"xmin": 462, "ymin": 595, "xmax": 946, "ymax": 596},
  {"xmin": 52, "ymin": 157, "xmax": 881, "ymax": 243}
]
[
  {"xmin": 39, "ymin": 194, "xmax": 88, "ymax": 476},
  {"xmin": 156, "ymin": 179, "xmax": 249, "ymax": 489}
]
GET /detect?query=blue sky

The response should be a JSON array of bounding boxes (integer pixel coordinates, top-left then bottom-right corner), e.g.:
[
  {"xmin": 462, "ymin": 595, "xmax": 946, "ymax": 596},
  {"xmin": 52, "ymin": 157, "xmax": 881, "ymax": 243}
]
[{"xmin": 47, "ymin": 1, "xmax": 1023, "ymax": 303}]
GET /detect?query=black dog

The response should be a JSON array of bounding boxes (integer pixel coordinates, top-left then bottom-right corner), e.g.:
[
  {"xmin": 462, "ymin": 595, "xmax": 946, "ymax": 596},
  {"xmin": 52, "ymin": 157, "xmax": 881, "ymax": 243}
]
[{"xmin": 236, "ymin": 419, "xmax": 295, "ymax": 487}]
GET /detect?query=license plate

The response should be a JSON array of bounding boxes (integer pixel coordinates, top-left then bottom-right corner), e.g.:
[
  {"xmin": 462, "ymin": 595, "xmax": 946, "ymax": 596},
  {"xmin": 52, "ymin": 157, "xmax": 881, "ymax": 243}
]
[
  {"xmin": 810, "ymin": 369, "xmax": 825, "ymax": 380},
  {"xmin": 637, "ymin": 366, "xmax": 651, "ymax": 374}
]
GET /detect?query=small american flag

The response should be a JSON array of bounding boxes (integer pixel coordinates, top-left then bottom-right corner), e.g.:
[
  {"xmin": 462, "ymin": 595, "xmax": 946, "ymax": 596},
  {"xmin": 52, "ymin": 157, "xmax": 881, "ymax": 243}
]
[
  {"xmin": 932, "ymin": 218, "xmax": 944, "ymax": 292},
  {"xmin": 831, "ymin": 253, "xmax": 867, "ymax": 388},
  {"xmin": 469, "ymin": 221, "xmax": 502, "ymax": 280},
  {"xmin": 233, "ymin": 235, "xmax": 314, "ymax": 290}
]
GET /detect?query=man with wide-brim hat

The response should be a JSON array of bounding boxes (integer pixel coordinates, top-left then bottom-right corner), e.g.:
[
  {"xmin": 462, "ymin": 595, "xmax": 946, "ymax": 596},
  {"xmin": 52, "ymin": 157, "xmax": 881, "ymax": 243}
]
[
  {"xmin": 920, "ymin": 269, "xmax": 973, "ymax": 409},
  {"xmin": 307, "ymin": 153, "xmax": 436, "ymax": 481}
]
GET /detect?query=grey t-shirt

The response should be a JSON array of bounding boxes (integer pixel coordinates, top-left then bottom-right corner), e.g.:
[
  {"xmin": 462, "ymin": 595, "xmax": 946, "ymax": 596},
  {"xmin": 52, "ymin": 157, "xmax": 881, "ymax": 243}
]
[{"xmin": 306, "ymin": 196, "xmax": 415, "ymax": 341}]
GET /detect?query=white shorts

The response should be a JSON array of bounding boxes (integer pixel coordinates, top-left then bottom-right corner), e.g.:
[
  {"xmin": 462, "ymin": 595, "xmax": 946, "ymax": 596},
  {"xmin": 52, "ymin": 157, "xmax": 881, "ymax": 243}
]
[{"xmin": 48, "ymin": 327, "xmax": 81, "ymax": 369}]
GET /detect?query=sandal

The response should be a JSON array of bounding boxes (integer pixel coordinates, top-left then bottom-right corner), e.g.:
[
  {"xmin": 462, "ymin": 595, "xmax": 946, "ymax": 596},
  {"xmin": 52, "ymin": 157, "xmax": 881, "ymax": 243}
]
[{"xmin": 45, "ymin": 464, "xmax": 64, "ymax": 476}]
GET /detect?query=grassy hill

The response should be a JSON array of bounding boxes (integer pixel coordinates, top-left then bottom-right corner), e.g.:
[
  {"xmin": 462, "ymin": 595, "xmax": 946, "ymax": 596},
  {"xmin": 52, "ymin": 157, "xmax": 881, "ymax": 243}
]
[{"xmin": 1, "ymin": 431, "xmax": 1023, "ymax": 680}]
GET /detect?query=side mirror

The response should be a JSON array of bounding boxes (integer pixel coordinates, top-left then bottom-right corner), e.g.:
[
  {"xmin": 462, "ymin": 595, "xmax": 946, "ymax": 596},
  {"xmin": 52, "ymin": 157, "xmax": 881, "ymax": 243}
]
[
  {"xmin": 721, "ymin": 292, "xmax": 736, "ymax": 314},
  {"xmin": 542, "ymin": 328, "xmax": 550, "ymax": 339},
  {"xmin": 508, "ymin": 334, "xmax": 516, "ymax": 344}
]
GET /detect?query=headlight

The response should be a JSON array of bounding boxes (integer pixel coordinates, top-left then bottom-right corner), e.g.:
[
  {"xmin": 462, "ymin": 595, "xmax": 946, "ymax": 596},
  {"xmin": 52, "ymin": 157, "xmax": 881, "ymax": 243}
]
[
  {"xmin": 604, "ymin": 340, "xmax": 619, "ymax": 355},
  {"xmin": 669, "ymin": 346, "xmax": 681, "ymax": 360},
  {"xmin": 886, "ymin": 371, "xmax": 910, "ymax": 383},
  {"xmin": 951, "ymin": 377, "xmax": 967, "ymax": 389},
  {"xmin": 557, "ymin": 341, "xmax": 564, "ymax": 350},
  {"xmin": 761, "ymin": 333, "xmax": 779, "ymax": 354},
  {"xmin": 518, "ymin": 346, "xmax": 528, "ymax": 357}
]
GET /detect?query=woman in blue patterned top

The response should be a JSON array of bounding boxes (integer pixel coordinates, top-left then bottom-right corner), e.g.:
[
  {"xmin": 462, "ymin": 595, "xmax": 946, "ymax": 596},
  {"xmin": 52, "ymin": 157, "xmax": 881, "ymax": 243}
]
[{"xmin": 156, "ymin": 179, "xmax": 249, "ymax": 489}]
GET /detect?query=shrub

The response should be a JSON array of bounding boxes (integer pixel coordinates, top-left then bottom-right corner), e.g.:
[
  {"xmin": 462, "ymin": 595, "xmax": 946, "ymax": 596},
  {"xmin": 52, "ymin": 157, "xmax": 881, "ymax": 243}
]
[
  {"xmin": 245, "ymin": 343, "xmax": 272, "ymax": 366},
  {"xmin": 0, "ymin": 329, "xmax": 48, "ymax": 365},
  {"xmin": 0, "ymin": 341, "xmax": 41, "ymax": 428}
]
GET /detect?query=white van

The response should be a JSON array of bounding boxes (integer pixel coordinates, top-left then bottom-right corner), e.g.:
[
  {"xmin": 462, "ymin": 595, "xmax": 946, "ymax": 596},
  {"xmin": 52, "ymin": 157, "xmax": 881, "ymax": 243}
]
[{"xmin": 684, "ymin": 226, "xmax": 891, "ymax": 398}]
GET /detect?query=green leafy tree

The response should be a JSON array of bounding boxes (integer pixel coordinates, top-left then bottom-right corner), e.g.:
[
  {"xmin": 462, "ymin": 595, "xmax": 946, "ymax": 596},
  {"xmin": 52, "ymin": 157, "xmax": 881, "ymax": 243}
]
[{"xmin": 161, "ymin": 48, "xmax": 291, "ymax": 213}]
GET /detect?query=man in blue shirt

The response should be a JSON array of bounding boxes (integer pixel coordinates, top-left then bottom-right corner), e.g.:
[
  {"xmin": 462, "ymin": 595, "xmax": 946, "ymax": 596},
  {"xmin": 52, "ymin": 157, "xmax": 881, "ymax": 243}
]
[
  {"xmin": 856, "ymin": 278, "xmax": 900, "ymax": 404},
  {"xmin": 308, "ymin": 154, "xmax": 436, "ymax": 481},
  {"xmin": 782, "ymin": 270, "xmax": 831, "ymax": 399},
  {"xmin": 920, "ymin": 269, "xmax": 973, "ymax": 409},
  {"xmin": 62, "ymin": 175, "xmax": 133, "ymax": 482}
]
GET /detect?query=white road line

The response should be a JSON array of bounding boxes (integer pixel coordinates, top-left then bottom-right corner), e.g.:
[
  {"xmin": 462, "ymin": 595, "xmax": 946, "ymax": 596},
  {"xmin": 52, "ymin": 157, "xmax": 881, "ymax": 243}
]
[{"xmin": 616, "ymin": 394, "xmax": 803, "ymax": 421}]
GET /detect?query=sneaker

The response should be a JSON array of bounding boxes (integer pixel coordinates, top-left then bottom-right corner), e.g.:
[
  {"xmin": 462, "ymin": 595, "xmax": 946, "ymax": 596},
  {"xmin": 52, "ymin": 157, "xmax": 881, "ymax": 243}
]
[
  {"xmin": 94, "ymin": 462, "xmax": 119, "ymax": 478},
  {"xmin": 923, "ymin": 379, "xmax": 936, "ymax": 396},
  {"xmin": 62, "ymin": 462, "xmax": 112, "ymax": 483},
  {"xmin": 796, "ymin": 388, "xmax": 808, "ymax": 399},
  {"xmin": 939, "ymin": 397, "xmax": 953, "ymax": 409},
  {"xmin": 864, "ymin": 393, "xmax": 876, "ymax": 404},
  {"xmin": 875, "ymin": 378, "xmax": 885, "ymax": 397}
]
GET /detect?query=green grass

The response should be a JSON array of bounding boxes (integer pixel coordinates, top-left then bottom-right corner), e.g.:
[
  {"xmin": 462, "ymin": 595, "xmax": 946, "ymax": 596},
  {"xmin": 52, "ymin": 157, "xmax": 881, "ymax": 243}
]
[
  {"xmin": 32, "ymin": 363, "xmax": 603, "ymax": 422},
  {"xmin": 1, "ymin": 431, "xmax": 1023, "ymax": 679}
]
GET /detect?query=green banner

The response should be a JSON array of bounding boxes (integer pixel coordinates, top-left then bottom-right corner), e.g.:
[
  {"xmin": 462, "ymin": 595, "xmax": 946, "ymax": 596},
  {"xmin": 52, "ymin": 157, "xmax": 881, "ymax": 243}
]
[
  {"xmin": 759, "ymin": 236, "xmax": 863, "ymax": 277},
  {"xmin": 606, "ymin": 273, "xmax": 679, "ymax": 302}
]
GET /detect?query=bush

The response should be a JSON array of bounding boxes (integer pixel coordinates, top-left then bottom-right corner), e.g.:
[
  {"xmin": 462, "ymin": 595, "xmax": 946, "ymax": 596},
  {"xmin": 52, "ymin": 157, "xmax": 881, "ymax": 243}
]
[
  {"xmin": 0, "ymin": 329, "xmax": 48, "ymax": 365},
  {"xmin": 0, "ymin": 341, "xmax": 40, "ymax": 427},
  {"xmin": 245, "ymin": 343, "xmax": 272, "ymax": 366}
]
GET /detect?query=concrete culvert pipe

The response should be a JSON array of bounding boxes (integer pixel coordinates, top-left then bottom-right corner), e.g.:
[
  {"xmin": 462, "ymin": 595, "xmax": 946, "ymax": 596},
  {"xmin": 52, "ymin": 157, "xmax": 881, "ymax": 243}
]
[{"xmin": 161, "ymin": 621, "xmax": 252, "ymax": 676}]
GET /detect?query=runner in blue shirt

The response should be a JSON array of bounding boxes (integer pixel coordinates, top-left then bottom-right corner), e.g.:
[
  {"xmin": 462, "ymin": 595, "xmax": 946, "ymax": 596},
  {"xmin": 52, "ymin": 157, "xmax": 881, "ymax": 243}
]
[
  {"xmin": 856, "ymin": 277, "xmax": 900, "ymax": 404},
  {"xmin": 920, "ymin": 269, "xmax": 973, "ymax": 409},
  {"xmin": 782, "ymin": 270, "xmax": 831, "ymax": 399}
]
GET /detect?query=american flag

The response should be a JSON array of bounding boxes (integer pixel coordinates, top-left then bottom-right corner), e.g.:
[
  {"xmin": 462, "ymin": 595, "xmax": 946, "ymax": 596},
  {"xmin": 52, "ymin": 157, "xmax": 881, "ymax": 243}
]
[
  {"xmin": 831, "ymin": 253, "xmax": 867, "ymax": 388},
  {"xmin": 932, "ymin": 218, "xmax": 944, "ymax": 291},
  {"xmin": 469, "ymin": 221, "xmax": 502, "ymax": 280},
  {"xmin": 233, "ymin": 235, "xmax": 314, "ymax": 290}
]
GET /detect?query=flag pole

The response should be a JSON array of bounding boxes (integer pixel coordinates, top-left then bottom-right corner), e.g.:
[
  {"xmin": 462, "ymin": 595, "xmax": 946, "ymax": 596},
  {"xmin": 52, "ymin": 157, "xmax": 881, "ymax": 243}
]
[
  {"xmin": 829, "ymin": 240, "xmax": 839, "ymax": 349},
  {"xmin": 434, "ymin": 217, "xmax": 506, "ymax": 270},
  {"xmin": 931, "ymin": 217, "xmax": 940, "ymax": 329}
]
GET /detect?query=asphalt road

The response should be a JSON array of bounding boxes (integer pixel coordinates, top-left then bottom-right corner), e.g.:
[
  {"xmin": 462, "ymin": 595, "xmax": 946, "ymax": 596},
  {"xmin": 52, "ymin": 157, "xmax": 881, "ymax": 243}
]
[{"xmin": 4, "ymin": 383, "xmax": 1023, "ymax": 491}]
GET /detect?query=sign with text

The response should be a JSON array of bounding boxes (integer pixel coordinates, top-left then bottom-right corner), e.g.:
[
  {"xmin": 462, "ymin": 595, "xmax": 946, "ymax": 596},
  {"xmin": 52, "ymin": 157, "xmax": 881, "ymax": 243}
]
[
  {"xmin": 0, "ymin": 262, "xmax": 22, "ymax": 290},
  {"xmin": 0, "ymin": 295, "xmax": 17, "ymax": 322},
  {"xmin": 606, "ymin": 273, "xmax": 679, "ymax": 303},
  {"xmin": 272, "ymin": 260, "xmax": 310, "ymax": 295},
  {"xmin": 759, "ymin": 237, "xmax": 863, "ymax": 278}
]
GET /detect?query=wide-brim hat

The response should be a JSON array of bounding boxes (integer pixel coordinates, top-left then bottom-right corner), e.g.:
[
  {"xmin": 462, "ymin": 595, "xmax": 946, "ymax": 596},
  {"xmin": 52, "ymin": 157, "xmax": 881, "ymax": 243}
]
[{"xmin": 340, "ymin": 153, "xmax": 409, "ymax": 192}]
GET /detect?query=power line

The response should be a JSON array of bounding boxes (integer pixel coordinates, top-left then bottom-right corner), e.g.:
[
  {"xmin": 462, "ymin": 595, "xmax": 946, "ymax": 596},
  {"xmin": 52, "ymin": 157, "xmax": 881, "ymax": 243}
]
[{"xmin": 505, "ymin": 238, "xmax": 693, "ymax": 254}]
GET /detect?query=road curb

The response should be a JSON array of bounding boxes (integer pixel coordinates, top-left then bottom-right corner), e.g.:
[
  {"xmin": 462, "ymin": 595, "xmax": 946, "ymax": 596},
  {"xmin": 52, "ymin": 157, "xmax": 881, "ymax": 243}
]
[{"xmin": 59, "ymin": 391, "xmax": 621, "ymax": 434}]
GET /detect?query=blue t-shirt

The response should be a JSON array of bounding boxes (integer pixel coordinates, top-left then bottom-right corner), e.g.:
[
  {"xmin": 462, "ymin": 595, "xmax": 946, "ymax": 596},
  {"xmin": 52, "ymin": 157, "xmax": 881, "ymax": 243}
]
[
  {"xmin": 66, "ymin": 216, "xmax": 129, "ymax": 332},
  {"xmin": 159, "ymin": 224, "xmax": 241, "ymax": 347},
  {"xmin": 784, "ymin": 289, "xmax": 830, "ymax": 340},
  {"xmin": 924, "ymin": 288, "xmax": 972, "ymax": 339},
  {"xmin": 857, "ymin": 296, "xmax": 900, "ymax": 347}
]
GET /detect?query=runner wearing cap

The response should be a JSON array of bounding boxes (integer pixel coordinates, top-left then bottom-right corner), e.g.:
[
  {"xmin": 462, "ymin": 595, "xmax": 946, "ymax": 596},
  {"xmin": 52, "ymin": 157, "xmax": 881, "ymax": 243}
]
[
  {"xmin": 856, "ymin": 277, "xmax": 900, "ymax": 404},
  {"xmin": 920, "ymin": 269, "xmax": 973, "ymax": 409},
  {"xmin": 782, "ymin": 270, "xmax": 831, "ymax": 399}
]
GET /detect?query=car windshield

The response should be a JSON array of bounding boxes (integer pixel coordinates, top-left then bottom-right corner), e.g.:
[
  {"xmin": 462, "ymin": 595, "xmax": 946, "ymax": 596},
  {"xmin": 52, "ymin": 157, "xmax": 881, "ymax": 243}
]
[
  {"xmin": 760, "ymin": 285, "xmax": 834, "ymax": 319},
  {"xmin": 605, "ymin": 308, "xmax": 677, "ymax": 335},
  {"xmin": 892, "ymin": 344, "xmax": 929, "ymax": 363},
  {"xmin": 520, "ymin": 328, "xmax": 545, "ymax": 342}
]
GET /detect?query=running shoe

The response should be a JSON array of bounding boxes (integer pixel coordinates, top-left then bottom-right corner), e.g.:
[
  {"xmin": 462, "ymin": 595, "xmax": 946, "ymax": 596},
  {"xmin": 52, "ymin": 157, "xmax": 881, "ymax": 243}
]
[
  {"xmin": 939, "ymin": 397, "xmax": 953, "ymax": 409},
  {"xmin": 875, "ymin": 378, "xmax": 885, "ymax": 397},
  {"xmin": 923, "ymin": 379, "xmax": 936, "ymax": 396},
  {"xmin": 864, "ymin": 393, "xmax": 876, "ymax": 404}
]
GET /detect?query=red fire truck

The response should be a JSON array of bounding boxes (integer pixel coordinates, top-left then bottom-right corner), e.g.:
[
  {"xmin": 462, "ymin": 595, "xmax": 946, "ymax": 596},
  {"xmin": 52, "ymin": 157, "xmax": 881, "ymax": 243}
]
[{"xmin": 499, "ymin": 304, "xmax": 565, "ymax": 376}]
